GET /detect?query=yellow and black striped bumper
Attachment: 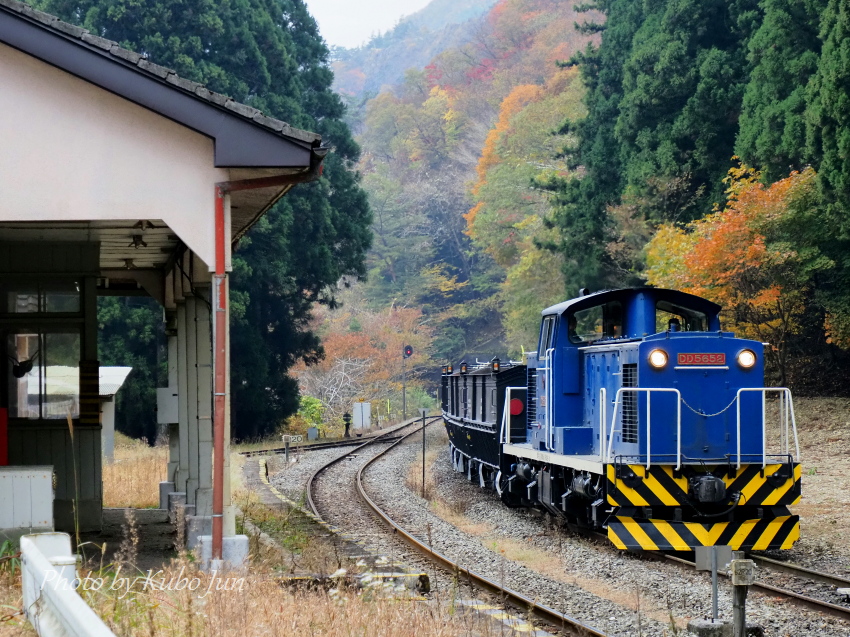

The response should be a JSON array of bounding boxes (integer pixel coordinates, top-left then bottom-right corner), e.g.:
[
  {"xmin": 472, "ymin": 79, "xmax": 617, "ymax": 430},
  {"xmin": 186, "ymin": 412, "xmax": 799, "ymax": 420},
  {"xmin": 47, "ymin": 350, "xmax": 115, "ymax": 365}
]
[
  {"xmin": 608, "ymin": 515, "xmax": 799, "ymax": 551},
  {"xmin": 606, "ymin": 463, "xmax": 801, "ymax": 508}
]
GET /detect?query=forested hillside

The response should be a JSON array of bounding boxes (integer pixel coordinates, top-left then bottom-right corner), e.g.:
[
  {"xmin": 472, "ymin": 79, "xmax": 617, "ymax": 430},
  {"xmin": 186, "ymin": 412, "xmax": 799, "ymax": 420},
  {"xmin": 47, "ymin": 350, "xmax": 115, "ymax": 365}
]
[
  {"xmin": 331, "ymin": 0, "xmax": 498, "ymax": 97},
  {"xmin": 337, "ymin": 0, "xmax": 850, "ymax": 416},
  {"xmin": 33, "ymin": 0, "xmax": 850, "ymax": 440},
  {"xmin": 551, "ymin": 0, "xmax": 850, "ymax": 389},
  {"xmin": 355, "ymin": 0, "xmax": 601, "ymax": 357}
]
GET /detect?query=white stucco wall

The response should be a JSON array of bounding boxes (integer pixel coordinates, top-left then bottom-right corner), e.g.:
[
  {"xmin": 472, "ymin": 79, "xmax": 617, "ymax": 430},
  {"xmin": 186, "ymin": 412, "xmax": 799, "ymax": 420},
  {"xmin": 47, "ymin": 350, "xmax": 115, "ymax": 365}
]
[{"xmin": 0, "ymin": 43, "xmax": 229, "ymax": 268}]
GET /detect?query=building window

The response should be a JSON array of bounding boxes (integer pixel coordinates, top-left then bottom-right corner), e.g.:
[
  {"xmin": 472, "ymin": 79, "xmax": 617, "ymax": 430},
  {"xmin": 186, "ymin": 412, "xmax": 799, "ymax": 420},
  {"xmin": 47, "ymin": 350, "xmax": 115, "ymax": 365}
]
[
  {"xmin": 0, "ymin": 279, "xmax": 81, "ymax": 314},
  {"xmin": 7, "ymin": 329, "xmax": 80, "ymax": 420}
]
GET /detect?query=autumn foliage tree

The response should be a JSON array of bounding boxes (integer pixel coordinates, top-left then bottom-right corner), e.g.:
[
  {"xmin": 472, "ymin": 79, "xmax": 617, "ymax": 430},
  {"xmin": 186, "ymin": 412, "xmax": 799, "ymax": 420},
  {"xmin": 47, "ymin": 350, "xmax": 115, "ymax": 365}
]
[
  {"xmin": 293, "ymin": 291, "xmax": 434, "ymax": 425},
  {"xmin": 646, "ymin": 165, "xmax": 832, "ymax": 384}
]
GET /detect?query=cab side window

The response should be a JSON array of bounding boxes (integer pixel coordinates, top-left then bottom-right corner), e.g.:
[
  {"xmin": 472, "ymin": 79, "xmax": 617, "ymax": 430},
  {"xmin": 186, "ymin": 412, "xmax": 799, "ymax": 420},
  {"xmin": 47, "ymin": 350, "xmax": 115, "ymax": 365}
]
[{"xmin": 539, "ymin": 316, "xmax": 556, "ymax": 353}]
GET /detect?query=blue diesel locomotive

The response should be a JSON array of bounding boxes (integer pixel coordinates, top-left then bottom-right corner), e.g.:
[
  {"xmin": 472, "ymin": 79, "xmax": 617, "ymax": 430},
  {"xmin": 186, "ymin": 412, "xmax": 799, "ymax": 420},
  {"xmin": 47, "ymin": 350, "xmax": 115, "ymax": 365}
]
[{"xmin": 441, "ymin": 287, "xmax": 802, "ymax": 551}]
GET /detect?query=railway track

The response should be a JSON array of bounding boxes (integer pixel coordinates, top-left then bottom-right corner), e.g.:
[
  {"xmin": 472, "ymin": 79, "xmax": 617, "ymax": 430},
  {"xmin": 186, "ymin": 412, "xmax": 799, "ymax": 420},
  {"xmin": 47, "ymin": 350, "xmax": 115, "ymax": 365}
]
[
  {"xmin": 336, "ymin": 419, "xmax": 610, "ymax": 637},
  {"xmin": 642, "ymin": 547, "xmax": 850, "ymax": 620},
  {"xmin": 241, "ymin": 433, "xmax": 401, "ymax": 457}
]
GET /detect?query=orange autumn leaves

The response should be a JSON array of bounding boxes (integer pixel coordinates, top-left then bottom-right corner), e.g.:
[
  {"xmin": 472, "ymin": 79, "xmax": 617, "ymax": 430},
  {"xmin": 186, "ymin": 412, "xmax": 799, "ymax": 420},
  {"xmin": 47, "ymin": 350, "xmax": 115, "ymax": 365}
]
[
  {"xmin": 646, "ymin": 165, "xmax": 831, "ymax": 380},
  {"xmin": 293, "ymin": 302, "xmax": 432, "ymax": 422}
]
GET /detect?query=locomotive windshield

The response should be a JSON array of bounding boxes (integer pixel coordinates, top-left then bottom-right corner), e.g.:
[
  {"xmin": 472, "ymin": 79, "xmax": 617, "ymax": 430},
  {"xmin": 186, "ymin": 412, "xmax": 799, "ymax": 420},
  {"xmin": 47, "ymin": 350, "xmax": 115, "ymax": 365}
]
[
  {"xmin": 655, "ymin": 300, "xmax": 707, "ymax": 332},
  {"xmin": 568, "ymin": 301, "xmax": 623, "ymax": 343}
]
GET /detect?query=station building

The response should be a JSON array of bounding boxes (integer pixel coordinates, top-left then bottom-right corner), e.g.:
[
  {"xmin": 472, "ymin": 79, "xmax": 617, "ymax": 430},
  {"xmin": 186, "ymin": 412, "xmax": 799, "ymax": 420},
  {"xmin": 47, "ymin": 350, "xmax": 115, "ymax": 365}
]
[{"xmin": 0, "ymin": 0, "xmax": 325, "ymax": 556}]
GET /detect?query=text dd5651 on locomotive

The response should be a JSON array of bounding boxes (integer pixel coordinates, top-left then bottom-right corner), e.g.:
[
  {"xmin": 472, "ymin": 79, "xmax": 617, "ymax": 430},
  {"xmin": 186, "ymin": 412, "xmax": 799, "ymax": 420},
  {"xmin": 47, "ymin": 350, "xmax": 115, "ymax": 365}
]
[{"xmin": 441, "ymin": 288, "xmax": 801, "ymax": 551}]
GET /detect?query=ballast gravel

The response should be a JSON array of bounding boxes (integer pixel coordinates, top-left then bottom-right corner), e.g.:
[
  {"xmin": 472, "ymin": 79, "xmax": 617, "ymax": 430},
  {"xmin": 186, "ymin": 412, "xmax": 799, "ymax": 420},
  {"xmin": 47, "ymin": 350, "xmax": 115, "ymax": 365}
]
[
  {"xmin": 268, "ymin": 423, "xmax": 850, "ymax": 636},
  {"xmin": 364, "ymin": 426, "xmax": 850, "ymax": 637},
  {"xmin": 269, "ymin": 424, "xmax": 439, "ymax": 575}
]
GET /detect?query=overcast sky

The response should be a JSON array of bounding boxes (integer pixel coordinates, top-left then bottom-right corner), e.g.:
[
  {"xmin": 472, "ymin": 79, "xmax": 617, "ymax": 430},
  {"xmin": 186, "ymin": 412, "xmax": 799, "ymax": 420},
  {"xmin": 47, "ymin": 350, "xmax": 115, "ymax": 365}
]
[{"xmin": 304, "ymin": 0, "xmax": 433, "ymax": 49}]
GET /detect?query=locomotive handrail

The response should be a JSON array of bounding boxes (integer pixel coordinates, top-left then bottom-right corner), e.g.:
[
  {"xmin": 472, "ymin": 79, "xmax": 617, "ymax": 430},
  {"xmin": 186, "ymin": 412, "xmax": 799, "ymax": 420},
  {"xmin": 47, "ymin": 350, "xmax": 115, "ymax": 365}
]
[
  {"xmin": 599, "ymin": 387, "xmax": 607, "ymax": 463},
  {"xmin": 607, "ymin": 387, "xmax": 682, "ymax": 469},
  {"xmin": 735, "ymin": 387, "xmax": 799, "ymax": 469},
  {"xmin": 541, "ymin": 347, "xmax": 555, "ymax": 452},
  {"xmin": 499, "ymin": 387, "xmax": 527, "ymax": 444}
]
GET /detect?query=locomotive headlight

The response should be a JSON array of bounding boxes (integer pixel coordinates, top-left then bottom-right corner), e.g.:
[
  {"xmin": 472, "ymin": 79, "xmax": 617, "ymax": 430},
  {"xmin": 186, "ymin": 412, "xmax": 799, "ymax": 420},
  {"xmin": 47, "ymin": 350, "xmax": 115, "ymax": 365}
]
[
  {"xmin": 648, "ymin": 349, "xmax": 668, "ymax": 369},
  {"xmin": 737, "ymin": 349, "xmax": 757, "ymax": 369}
]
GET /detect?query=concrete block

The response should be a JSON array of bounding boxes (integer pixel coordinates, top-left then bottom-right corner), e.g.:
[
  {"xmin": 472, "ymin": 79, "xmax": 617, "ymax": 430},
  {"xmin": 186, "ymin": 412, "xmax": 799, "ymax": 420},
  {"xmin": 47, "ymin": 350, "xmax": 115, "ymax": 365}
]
[
  {"xmin": 687, "ymin": 619, "xmax": 731, "ymax": 637},
  {"xmin": 167, "ymin": 492, "xmax": 186, "ymax": 524},
  {"xmin": 186, "ymin": 515, "xmax": 211, "ymax": 549},
  {"xmin": 159, "ymin": 482, "xmax": 176, "ymax": 511},
  {"xmin": 197, "ymin": 535, "xmax": 249, "ymax": 573}
]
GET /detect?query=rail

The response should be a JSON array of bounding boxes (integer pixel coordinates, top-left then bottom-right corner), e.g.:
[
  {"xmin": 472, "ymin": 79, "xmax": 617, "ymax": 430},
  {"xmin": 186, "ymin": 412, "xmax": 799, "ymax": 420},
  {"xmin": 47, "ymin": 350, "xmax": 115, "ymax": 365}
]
[
  {"xmin": 355, "ymin": 422, "xmax": 608, "ymax": 637},
  {"xmin": 542, "ymin": 347, "xmax": 555, "ymax": 451},
  {"xmin": 735, "ymin": 387, "xmax": 800, "ymax": 468},
  {"xmin": 305, "ymin": 417, "xmax": 431, "ymax": 517},
  {"xmin": 606, "ymin": 387, "xmax": 682, "ymax": 469},
  {"xmin": 658, "ymin": 551, "xmax": 850, "ymax": 621},
  {"xmin": 20, "ymin": 533, "xmax": 116, "ymax": 637}
]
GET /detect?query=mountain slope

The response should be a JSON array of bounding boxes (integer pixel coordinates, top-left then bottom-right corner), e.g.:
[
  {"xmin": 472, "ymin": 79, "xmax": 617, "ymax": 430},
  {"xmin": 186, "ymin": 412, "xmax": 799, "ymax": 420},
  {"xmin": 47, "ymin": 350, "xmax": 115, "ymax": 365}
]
[{"xmin": 331, "ymin": 0, "xmax": 498, "ymax": 96}]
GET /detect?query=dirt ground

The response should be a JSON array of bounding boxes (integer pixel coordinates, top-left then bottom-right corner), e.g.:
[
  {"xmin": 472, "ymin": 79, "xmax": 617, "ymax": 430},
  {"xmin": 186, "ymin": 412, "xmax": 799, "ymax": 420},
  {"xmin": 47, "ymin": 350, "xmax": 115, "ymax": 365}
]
[{"xmin": 781, "ymin": 397, "xmax": 850, "ymax": 571}]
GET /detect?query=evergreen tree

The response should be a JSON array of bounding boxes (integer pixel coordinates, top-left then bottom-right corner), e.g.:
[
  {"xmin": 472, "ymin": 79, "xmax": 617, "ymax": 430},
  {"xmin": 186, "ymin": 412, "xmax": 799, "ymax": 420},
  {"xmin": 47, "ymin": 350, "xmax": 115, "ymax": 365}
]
[
  {"xmin": 546, "ymin": 0, "xmax": 645, "ymax": 292},
  {"xmin": 551, "ymin": 0, "xmax": 758, "ymax": 290},
  {"xmin": 97, "ymin": 297, "xmax": 164, "ymax": 442},
  {"xmin": 614, "ymin": 0, "xmax": 758, "ymax": 213},
  {"xmin": 36, "ymin": 0, "xmax": 372, "ymax": 439},
  {"xmin": 736, "ymin": 0, "xmax": 825, "ymax": 182},
  {"xmin": 806, "ymin": 0, "xmax": 850, "ymax": 236}
]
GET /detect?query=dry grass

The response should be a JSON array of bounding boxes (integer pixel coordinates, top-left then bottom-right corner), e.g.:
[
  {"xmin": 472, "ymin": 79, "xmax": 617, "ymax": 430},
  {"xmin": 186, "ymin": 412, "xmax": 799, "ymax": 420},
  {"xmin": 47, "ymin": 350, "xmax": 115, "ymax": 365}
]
[
  {"xmin": 102, "ymin": 433, "xmax": 168, "ymax": 509},
  {"xmin": 84, "ymin": 566, "xmax": 490, "ymax": 636},
  {"xmin": 405, "ymin": 444, "xmax": 441, "ymax": 502},
  {"xmin": 0, "ymin": 569, "xmax": 33, "ymax": 636}
]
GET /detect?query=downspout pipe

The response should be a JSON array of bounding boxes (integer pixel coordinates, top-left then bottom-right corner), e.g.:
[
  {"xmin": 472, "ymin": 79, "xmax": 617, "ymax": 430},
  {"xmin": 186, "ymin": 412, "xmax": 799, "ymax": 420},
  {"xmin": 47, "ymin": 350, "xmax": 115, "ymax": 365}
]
[{"xmin": 211, "ymin": 149, "xmax": 326, "ymax": 561}]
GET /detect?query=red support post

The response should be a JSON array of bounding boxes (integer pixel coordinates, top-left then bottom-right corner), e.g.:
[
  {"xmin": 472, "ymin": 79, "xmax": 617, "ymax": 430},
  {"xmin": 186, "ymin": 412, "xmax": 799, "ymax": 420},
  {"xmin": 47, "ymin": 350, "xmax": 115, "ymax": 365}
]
[
  {"xmin": 209, "ymin": 165, "xmax": 321, "ymax": 564},
  {"xmin": 212, "ymin": 186, "xmax": 227, "ymax": 561}
]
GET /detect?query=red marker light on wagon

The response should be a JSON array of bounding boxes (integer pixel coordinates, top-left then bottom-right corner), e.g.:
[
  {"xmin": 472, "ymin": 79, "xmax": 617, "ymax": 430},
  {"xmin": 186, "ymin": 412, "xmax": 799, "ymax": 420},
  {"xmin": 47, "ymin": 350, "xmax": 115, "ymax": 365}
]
[
  {"xmin": 509, "ymin": 398, "xmax": 524, "ymax": 416},
  {"xmin": 648, "ymin": 349, "xmax": 668, "ymax": 369}
]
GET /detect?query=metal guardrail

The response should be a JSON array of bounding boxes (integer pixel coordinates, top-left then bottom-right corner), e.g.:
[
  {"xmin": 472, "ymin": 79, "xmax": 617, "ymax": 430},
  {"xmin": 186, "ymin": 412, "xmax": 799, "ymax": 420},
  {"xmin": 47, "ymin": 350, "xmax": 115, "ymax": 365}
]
[
  {"xmin": 736, "ymin": 387, "xmax": 800, "ymax": 468},
  {"xmin": 21, "ymin": 532, "xmax": 116, "ymax": 637}
]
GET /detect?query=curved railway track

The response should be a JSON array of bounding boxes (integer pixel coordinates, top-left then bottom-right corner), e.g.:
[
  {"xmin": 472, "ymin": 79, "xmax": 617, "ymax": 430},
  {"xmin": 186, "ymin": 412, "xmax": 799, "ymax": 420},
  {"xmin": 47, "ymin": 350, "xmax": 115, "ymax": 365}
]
[
  {"xmin": 241, "ymin": 434, "xmax": 401, "ymax": 458},
  {"xmin": 266, "ymin": 415, "xmax": 849, "ymax": 633},
  {"xmin": 312, "ymin": 418, "xmax": 610, "ymax": 637}
]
